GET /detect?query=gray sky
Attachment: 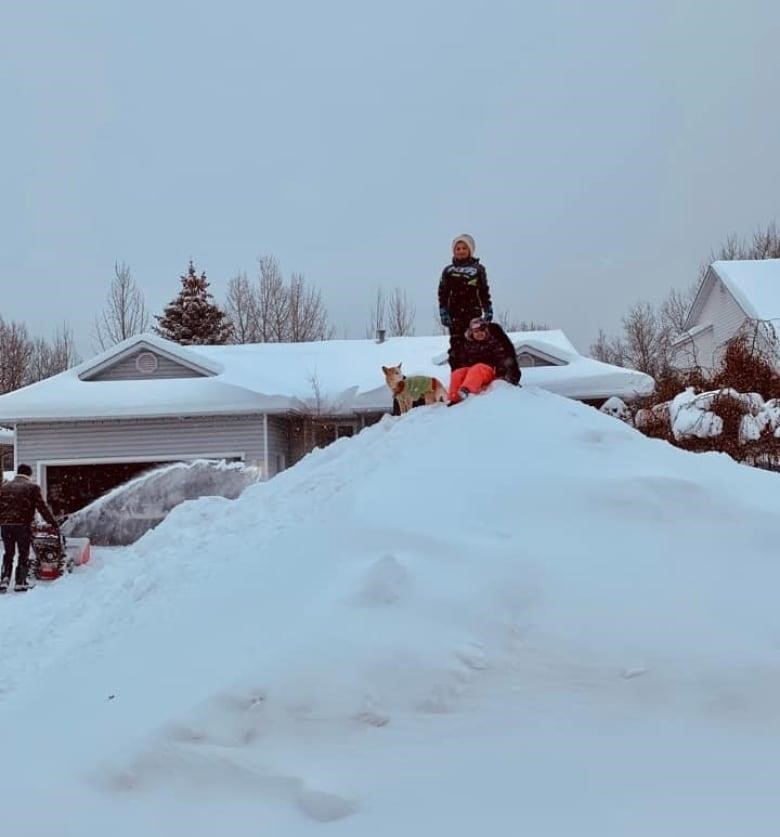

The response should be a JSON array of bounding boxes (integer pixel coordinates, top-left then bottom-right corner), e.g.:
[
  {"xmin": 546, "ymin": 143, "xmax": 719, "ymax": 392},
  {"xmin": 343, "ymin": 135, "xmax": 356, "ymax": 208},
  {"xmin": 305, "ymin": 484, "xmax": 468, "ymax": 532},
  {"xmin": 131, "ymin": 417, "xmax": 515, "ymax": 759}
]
[{"xmin": 2, "ymin": 0, "xmax": 780, "ymax": 357}]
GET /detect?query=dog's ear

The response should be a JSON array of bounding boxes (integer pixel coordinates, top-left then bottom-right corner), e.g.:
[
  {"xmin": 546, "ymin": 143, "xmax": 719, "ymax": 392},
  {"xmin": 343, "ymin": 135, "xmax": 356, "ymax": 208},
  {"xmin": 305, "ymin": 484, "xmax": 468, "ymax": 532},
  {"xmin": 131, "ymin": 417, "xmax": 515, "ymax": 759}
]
[{"xmin": 398, "ymin": 362, "xmax": 402, "ymax": 369}]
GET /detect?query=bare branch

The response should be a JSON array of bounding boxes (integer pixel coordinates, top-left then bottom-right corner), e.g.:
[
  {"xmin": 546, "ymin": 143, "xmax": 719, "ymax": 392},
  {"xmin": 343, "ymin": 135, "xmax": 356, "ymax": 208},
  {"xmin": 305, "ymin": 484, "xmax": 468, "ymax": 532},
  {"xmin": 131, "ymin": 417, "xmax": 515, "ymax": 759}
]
[
  {"xmin": 288, "ymin": 272, "xmax": 334, "ymax": 342},
  {"xmin": 0, "ymin": 318, "xmax": 33, "ymax": 393},
  {"xmin": 365, "ymin": 288, "xmax": 387, "ymax": 338},
  {"xmin": 92, "ymin": 261, "xmax": 150, "ymax": 351},
  {"xmin": 225, "ymin": 271, "xmax": 259, "ymax": 344},
  {"xmin": 385, "ymin": 287, "xmax": 416, "ymax": 336}
]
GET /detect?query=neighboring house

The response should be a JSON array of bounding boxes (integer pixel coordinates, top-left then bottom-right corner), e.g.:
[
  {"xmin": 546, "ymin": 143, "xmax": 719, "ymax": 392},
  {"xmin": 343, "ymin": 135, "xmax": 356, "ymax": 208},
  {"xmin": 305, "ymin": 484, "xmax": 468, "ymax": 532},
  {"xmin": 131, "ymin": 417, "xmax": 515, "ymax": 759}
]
[
  {"xmin": 0, "ymin": 331, "xmax": 653, "ymax": 513},
  {"xmin": 672, "ymin": 259, "xmax": 780, "ymax": 372},
  {"xmin": 0, "ymin": 426, "xmax": 13, "ymax": 478}
]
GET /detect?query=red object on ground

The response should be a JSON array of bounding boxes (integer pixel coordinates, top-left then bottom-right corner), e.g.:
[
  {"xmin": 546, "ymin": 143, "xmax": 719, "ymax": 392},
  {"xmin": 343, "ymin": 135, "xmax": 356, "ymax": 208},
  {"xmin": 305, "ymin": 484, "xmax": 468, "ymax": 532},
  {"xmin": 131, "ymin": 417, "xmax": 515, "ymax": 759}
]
[
  {"xmin": 66, "ymin": 537, "xmax": 91, "ymax": 567},
  {"xmin": 448, "ymin": 363, "xmax": 496, "ymax": 403},
  {"xmin": 31, "ymin": 523, "xmax": 91, "ymax": 581}
]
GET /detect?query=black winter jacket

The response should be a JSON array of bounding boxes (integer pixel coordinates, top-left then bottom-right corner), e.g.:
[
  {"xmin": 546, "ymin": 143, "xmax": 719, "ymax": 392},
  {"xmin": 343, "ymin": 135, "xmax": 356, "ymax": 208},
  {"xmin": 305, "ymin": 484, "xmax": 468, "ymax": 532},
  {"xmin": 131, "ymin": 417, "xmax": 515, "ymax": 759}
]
[
  {"xmin": 438, "ymin": 258, "xmax": 493, "ymax": 325},
  {"xmin": 0, "ymin": 476, "xmax": 58, "ymax": 527},
  {"xmin": 449, "ymin": 322, "xmax": 521, "ymax": 385}
]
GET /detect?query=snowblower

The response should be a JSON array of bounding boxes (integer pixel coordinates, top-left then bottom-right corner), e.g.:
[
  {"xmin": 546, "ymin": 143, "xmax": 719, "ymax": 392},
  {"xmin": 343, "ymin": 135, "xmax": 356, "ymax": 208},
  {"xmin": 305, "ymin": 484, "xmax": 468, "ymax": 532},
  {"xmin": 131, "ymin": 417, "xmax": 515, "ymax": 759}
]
[{"xmin": 31, "ymin": 522, "xmax": 91, "ymax": 581}]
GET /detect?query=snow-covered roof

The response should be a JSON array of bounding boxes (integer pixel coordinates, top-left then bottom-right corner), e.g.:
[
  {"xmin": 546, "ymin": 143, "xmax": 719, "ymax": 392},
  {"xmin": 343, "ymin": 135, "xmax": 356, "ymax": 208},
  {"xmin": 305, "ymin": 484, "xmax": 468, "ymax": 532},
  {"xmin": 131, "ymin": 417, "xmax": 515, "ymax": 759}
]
[
  {"xmin": 0, "ymin": 426, "xmax": 13, "ymax": 443},
  {"xmin": 671, "ymin": 322, "xmax": 712, "ymax": 347},
  {"xmin": 0, "ymin": 331, "xmax": 654, "ymax": 423},
  {"xmin": 710, "ymin": 259, "xmax": 780, "ymax": 323}
]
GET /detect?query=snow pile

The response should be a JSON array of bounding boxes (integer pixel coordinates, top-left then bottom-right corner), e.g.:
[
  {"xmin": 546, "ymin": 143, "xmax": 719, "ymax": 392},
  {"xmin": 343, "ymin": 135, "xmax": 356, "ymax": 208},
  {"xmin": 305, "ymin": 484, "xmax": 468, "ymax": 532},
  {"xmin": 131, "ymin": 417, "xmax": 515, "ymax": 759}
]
[
  {"xmin": 62, "ymin": 459, "xmax": 260, "ymax": 545},
  {"xmin": 2, "ymin": 384, "xmax": 780, "ymax": 835}
]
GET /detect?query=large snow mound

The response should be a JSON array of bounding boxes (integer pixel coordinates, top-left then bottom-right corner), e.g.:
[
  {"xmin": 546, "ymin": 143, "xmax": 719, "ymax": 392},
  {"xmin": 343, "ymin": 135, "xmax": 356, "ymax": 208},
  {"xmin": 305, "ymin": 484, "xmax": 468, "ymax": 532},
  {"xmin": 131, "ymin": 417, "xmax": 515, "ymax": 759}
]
[
  {"xmin": 2, "ymin": 383, "xmax": 780, "ymax": 836},
  {"xmin": 62, "ymin": 459, "xmax": 261, "ymax": 545}
]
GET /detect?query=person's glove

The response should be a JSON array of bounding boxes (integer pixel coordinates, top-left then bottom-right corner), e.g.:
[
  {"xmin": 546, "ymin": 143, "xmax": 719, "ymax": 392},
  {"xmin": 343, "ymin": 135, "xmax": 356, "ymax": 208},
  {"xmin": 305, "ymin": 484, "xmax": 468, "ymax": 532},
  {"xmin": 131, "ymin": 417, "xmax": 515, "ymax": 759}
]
[
  {"xmin": 483, "ymin": 306, "xmax": 493, "ymax": 322},
  {"xmin": 439, "ymin": 308, "xmax": 452, "ymax": 328}
]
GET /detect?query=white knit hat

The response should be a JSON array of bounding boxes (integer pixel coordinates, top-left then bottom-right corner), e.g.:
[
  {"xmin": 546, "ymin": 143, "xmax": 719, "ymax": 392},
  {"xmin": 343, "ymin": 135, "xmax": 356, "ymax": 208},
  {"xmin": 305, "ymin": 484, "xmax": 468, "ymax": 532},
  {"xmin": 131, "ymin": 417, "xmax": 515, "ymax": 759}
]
[{"xmin": 452, "ymin": 234, "xmax": 476, "ymax": 256}]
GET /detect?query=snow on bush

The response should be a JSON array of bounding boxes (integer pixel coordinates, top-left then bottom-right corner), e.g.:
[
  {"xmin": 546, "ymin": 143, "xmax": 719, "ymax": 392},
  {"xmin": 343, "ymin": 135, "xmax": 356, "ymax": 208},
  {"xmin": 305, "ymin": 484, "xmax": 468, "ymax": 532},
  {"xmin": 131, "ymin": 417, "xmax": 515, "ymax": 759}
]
[{"xmin": 599, "ymin": 396, "xmax": 632, "ymax": 424}]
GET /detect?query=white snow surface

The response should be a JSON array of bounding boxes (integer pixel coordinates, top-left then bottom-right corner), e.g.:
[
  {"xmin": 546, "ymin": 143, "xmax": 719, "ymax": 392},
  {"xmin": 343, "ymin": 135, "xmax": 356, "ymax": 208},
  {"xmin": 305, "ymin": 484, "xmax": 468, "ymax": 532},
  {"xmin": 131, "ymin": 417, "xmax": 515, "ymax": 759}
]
[
  {"xmin": 2, "ymin": 385, "xmax": 780, "ymax": 835},
  {"xmin": 0, "ymin": 331, "xmax": 654, "ymax": 421},
  {"xmin": 713, "ymin": 258, "xmax": 780, "ymax": 323}
]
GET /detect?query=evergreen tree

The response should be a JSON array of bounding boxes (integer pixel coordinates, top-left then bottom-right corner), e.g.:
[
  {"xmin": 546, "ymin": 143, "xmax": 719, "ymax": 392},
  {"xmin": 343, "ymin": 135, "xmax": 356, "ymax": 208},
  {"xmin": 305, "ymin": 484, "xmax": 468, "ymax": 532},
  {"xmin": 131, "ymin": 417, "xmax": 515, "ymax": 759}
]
[{"xmin": 155, "ymin": 261, "xmax": 232, "ymax": 345}]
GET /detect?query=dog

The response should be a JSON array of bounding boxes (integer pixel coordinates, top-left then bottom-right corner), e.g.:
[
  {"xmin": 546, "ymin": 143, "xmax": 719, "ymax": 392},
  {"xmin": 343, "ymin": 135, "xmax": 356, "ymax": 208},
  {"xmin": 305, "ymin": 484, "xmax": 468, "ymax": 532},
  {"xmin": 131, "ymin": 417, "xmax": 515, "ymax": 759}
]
[{"xmin": 382, "ymin": 363, "xmax": 448, "ymax": 414}]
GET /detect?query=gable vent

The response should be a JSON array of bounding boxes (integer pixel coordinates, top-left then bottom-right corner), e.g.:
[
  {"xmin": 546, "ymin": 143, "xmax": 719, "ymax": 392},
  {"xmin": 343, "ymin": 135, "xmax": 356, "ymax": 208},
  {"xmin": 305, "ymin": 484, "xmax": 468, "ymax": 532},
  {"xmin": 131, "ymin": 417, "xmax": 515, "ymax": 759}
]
[{"xmin": 135, "ymin": 351, "xmax": 160, "ymax": 375}]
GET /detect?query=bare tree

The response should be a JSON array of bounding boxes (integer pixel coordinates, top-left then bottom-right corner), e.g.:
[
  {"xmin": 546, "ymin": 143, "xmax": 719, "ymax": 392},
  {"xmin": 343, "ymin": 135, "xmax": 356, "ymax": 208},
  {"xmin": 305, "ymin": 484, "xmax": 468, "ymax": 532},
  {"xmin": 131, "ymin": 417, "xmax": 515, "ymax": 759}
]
[
  {"xmin": 590, "ymin": 328, "xmax": 625, "ymax": 367},
  {"xmin": 288, "ymin": 272, "xmax": 334, "ymax": 342},
  {"xmin": 28, "ymin": 324, "xmax": 80, "ymax": 382},
  {"xmin": 0, "ymin": 318, "xmax": 33, "ymax": 393},
  {"xmin": 495, "ymin": 309, "xmax": 551, "ymax": 332},
  {"xmin": 256, "ymin": 255, "xmax": 290, "ymax": 342},
  {"xmin": 366, "ymin": 288, "xmax": 387, "ymax": 338},
  {"xmin": 386, "ymin": 287, "xmax": 416, "ymax": 336},
  {"xmin": 659, "ymin": 283, "xmax": 698, "ymax": 336},
  {"xmin": 226, "ymin": 255, "xmax": 333, "ymax": 343},
  {"xmin": 700, "ymin": 221, "xmax": 780, "ymax": 279},
  {"xmin": 225, "ymin": 271, "xmax": 259, "ymax": 344},
  {"xmin": 92, "ymin": 262, "xmax": 150, "ymax": 351}
]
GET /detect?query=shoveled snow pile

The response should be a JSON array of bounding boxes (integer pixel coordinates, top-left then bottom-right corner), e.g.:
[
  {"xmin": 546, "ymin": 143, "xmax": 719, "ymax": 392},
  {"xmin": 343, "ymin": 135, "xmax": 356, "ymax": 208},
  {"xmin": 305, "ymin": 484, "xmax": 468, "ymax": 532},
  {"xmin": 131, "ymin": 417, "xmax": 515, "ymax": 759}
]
[
  {"xmin": 62, "ymin": 459, "xmax": 261, "ymax": 545},
  {"xmin": 2, "ymin": 383, "xmax": 780, "ymax": 836}
]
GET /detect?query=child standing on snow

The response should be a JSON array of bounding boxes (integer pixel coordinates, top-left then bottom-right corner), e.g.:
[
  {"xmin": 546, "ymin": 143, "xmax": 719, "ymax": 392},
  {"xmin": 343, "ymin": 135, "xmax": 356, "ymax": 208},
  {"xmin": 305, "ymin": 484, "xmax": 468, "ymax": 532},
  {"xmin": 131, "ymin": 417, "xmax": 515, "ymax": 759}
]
[{"xmin": 438, "ymin": 234, "xmax": 493, "ymax": 369}]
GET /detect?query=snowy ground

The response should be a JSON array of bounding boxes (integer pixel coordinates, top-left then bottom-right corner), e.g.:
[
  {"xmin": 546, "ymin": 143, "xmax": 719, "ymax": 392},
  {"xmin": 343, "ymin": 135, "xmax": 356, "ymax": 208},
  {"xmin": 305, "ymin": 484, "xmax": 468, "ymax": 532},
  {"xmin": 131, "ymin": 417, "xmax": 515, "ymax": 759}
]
[{"xmin": 2, "ymin": 383, "xmax": 780, "ymax": 835}]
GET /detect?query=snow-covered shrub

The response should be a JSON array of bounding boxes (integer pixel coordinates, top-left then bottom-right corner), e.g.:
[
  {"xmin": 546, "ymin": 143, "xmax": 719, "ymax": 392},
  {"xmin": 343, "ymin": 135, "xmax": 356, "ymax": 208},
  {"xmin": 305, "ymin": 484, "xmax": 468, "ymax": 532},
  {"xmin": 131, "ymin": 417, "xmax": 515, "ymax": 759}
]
[{"xmin": 599, "ymin": 396, "xmax": 633, "ymax": 424}]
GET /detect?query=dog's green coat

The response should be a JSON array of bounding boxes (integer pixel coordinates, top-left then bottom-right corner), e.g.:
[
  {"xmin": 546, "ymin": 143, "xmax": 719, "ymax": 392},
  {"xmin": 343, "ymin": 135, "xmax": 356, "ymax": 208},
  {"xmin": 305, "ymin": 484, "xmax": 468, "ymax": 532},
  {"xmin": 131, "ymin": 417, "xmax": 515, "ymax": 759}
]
[{"xmin": 402, "ymin": 376, "xmax": 436, "ymax": 401}]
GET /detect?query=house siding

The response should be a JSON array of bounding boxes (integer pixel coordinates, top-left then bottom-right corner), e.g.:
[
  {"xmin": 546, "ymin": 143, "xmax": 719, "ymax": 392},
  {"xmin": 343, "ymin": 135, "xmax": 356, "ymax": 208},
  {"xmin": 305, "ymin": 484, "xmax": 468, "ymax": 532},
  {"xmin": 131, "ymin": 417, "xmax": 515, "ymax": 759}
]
[
  {"xmin": 676, "ymin": 274, "xmax": 749, "ymax": 370},
  {"xmin": 265, "ymin": 415, "xmax": 291, "ymax": 476},
  {"xmin": 16, "ymin": 415, "xmax": 268, "ymax": 491},
  {"xmin": 87, "ymin": 349, "xmax": 206, "ymax": 381}
]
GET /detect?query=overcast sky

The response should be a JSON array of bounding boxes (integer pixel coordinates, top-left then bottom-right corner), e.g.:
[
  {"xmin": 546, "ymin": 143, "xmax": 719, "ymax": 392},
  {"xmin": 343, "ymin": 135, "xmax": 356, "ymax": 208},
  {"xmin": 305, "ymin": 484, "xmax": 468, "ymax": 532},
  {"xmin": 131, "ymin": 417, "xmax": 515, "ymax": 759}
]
[{"xmin": 2, "ymin": 0, "xmax": 780, "ymax": 357}]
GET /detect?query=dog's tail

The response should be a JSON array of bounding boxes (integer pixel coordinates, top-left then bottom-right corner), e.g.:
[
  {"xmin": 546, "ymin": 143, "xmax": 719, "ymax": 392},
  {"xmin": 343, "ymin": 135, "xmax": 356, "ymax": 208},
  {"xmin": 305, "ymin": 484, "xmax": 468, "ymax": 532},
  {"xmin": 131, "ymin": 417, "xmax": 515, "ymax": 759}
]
[{"xmin": 433, "ymin": 378, "xmax": 448, "ymax": 403}]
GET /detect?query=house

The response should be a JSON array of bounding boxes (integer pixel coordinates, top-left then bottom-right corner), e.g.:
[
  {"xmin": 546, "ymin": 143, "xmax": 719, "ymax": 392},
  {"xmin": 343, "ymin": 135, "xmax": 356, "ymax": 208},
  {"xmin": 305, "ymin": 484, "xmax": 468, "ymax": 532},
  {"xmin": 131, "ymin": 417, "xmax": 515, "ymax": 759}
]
[
  {"xmin": 0, "ymin": 330, "xmax": 653, "ymax": 513},
  {"xmin": 672, "ymin": 259, "xmax": 780, "ymax": 372},
  {"xmin": 0, "ymin": 426, "xmax": 13, "ymax": 477}
]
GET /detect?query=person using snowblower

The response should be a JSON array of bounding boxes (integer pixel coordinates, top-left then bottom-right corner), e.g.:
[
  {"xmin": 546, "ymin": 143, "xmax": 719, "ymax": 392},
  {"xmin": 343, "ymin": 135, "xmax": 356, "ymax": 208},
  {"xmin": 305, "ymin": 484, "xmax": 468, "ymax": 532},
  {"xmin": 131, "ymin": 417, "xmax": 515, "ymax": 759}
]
[
  {"xmin": 438, "ymin": 234, "xmax": 493, "ymax": 369},
  {"xmin": 0, "ymin": 464, "xmax": 59, "ymax": 592},
  {"xmin": 448, "ymin": 317, "xmax": 521, "ymax": 405}
]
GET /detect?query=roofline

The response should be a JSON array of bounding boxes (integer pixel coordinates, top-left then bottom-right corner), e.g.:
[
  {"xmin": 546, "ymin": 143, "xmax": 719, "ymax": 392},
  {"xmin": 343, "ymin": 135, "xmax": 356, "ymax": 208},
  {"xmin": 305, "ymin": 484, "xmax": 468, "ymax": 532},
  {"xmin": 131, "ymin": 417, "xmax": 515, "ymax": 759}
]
[
  {"xmin": 682, "ymin": 267, "xmax": 715, "ymax": 331},
  {"xmin": 76, "ymin": 334, "xmax": 222, "ymax": 381},
  {"xmin": 0, "ymin": 381, "xmax": 653, "ymax": 424}
]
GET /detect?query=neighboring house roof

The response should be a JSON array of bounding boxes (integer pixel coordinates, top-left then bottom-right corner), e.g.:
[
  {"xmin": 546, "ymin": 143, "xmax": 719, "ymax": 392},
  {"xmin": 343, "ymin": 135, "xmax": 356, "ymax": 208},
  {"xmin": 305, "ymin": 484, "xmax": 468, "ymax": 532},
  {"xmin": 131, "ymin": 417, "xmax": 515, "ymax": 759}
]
[
  {"xmin": 671, "ymin": 322, "xmax": 712, "ymax": 348},
  {"xmin": 0, "ymin": 331, "xmax": 654, "ymax": 423},
  {"xmin": 684, "ymin": 259, "xmax": 780, "ymax": 331},
  {"xmin": 0, "ymin": 427, "xmax": 13, "ymax": 443}
]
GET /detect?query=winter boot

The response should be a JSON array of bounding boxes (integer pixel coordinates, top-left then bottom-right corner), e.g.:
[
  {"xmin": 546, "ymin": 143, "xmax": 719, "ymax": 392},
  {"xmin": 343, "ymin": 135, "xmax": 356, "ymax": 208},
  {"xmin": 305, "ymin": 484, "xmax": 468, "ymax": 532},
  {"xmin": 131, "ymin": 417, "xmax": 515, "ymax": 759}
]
[
  {"xmin": 0, "ymin": 577, "xmax": 9, "ymax": 594},
  {"xmin": 14, "ymin": 579, "xmax": 33, "ymax": 593}
]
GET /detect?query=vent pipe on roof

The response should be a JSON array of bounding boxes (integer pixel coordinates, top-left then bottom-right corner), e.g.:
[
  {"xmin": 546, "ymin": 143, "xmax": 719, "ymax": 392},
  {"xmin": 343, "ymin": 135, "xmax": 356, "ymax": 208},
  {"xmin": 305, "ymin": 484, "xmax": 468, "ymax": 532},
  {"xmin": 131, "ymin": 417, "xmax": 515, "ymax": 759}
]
[{"xmin": 376, "ymin": 328, "xmax": 386, "ymax": 344}]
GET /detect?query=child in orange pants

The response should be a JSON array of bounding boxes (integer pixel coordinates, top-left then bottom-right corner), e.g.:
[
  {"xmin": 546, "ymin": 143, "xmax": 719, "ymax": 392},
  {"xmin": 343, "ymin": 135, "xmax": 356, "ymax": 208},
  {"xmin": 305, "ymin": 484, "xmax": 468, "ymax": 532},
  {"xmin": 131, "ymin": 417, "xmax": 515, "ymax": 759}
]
[{"xmin": 448, "ymin": 362, "xmax": 496, "ymax": 404}]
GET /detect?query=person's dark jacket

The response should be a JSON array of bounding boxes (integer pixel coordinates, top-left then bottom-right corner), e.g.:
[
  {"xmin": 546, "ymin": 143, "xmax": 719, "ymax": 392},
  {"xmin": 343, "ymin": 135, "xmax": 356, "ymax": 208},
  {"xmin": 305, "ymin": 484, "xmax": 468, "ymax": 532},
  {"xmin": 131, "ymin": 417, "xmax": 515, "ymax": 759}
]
[
  {"xmin": 0, "ymin": 475, "xmax": 58, "ymax": 528},
  {"xmin": 438, "ymin": 258, "xmax": 493, "ymax": 327},
  {"xmin": 449, "ymin": 322, "xmax": 521, "ymax": 385}
]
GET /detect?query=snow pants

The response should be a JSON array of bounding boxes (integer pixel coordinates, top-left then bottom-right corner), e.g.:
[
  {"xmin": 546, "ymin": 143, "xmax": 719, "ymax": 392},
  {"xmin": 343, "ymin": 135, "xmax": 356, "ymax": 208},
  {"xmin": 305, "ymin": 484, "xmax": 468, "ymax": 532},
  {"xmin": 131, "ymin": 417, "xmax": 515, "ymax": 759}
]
[
  {"xmin": 1, "ymin": 524, "xmax": 32, "ymax": 584},
  {"xmin": 449, "ymin": 364, "xmax": 496, "ymax": 403}
]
